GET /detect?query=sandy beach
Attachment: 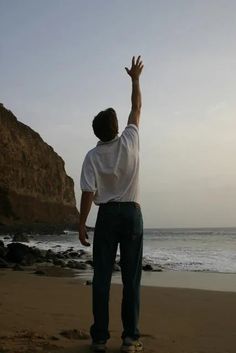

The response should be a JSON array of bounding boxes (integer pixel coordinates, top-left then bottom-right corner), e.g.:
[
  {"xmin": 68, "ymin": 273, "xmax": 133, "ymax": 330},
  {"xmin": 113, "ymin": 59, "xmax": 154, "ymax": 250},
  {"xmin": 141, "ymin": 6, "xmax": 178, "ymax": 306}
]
[{"xmin": 0, "ymin": 269, "xmax": 236, "ymax": 353}]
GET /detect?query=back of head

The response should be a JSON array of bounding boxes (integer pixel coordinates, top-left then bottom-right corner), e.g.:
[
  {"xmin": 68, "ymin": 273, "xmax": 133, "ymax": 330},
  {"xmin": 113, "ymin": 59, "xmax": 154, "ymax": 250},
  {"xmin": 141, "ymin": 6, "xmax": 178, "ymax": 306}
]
[{"xmin": 92, "ymin": 108, "xmax": 118, "ymax": 142}]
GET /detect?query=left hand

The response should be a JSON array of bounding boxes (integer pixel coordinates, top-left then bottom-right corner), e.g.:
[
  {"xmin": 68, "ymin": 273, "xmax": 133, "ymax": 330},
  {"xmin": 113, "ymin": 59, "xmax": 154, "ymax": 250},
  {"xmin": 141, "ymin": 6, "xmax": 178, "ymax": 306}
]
[
  {"xmin": 125, "ymin": 55, "xmax": 144, "ymax": 81},
  {"xmin": 78, "ymin": 224, "xmax": 90, "ymax": 247}
]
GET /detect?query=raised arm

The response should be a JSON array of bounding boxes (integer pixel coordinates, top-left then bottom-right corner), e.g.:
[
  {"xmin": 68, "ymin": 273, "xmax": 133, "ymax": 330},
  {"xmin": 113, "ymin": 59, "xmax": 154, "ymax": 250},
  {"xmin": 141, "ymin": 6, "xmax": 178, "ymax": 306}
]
[{"xmin": 125, "ymin": 56, "xmax": 144, "ymax": 127}]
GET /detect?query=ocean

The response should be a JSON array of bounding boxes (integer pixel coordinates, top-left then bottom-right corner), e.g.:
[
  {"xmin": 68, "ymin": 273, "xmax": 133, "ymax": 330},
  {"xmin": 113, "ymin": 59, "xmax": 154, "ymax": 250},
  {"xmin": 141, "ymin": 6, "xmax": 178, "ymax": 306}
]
[
  {"xmin": 143, "ymin": 227, "xmax": 236, "ymax": 273},
  {"xmin": 2, "ymin": 227, "xmax": 236, "ymax": 274}
]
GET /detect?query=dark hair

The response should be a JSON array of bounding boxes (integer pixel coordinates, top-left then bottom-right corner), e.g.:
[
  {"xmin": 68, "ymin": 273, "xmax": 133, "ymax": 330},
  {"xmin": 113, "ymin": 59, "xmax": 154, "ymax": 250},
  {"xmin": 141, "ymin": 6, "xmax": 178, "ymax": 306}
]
[{"xmin": 92, "ymin": 108, "xmax": 118, "ymax": 142}]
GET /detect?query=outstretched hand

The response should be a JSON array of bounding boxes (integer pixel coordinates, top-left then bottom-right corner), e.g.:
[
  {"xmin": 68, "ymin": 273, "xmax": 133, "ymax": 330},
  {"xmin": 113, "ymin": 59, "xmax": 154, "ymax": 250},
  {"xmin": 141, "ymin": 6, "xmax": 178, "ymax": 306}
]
[{"xmin": 125, "ymin": 56, "xmax": 144, "ymax": 81}]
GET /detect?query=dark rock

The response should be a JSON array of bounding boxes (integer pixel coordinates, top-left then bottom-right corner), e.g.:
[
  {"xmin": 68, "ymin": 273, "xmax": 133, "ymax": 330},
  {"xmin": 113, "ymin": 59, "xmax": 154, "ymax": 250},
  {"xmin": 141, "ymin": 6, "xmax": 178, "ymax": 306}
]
[
  {"xmin": 31, "ymin": 246, "xmax": 44, "ymax": 259},
  {"xmin": 61, "ymin": 253, "xmax": 70, "ymax": 259},
  {"xmin": 12, "ymin": 233, "xmax": 29, "ymax": 243},
  {"xmin": 53, "ymin": 259, "xmax": 66, "ymax": 267},
  {"xmin": 0, "ymin": 257, "xmax": 10, "ymax": 268},
  {"xmin": 68, "ymin": 251, "xmax": 80, "ymax": 258},
  {"xmin": 6, "ymin": 242, "xmax": 41, "ymax": 265},
  {"xmin": 6, "ymin": 243, "xmax": 31, "ymax": 263},
  {"xmin": 142, "ymin": 263, "xmax": 163, "ymax": 272},
  {"xmin": 45, "ymin": 249, "xmax": 57, "ymax": 259},
  {"xmin": 67, "ymin": 260, "xmax": 77, "ymax": 269},
  {"xmin": 78, "ymin": 249, "xmax": 86, "ymax": 256},
  {"xmin": 66, "ymin": 260, "xmax": 91, "ymax": 270},
  {"xmin": 55, "ymin": 253, "xmax": 66, "ymax": 259},
  {"xmin": 142, "ymin": 264, "xmax": 154, "ymax": 271},
  {"xmin": 85, "ymin": 260, "xmax": 93, "ymax": 267}
]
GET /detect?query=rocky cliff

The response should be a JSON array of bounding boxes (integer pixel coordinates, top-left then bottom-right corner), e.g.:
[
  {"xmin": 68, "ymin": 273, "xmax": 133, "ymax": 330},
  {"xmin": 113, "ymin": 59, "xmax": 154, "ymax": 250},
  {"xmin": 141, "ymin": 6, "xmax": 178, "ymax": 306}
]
[{"xmin": 0, "ymin": 103, "xmax": 79, "ymax": 233}]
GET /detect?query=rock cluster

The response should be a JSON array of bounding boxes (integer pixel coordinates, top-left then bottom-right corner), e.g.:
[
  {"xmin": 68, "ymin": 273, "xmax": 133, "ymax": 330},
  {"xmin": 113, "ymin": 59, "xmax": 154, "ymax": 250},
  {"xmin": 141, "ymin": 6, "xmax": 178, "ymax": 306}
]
[
  {"xmin": 0, "ymin": 103, "xmax": 79, "ymax": 233},
  {"xmin": 0, "ymin": 236, "xmax": 163, "ymax": 274},
  {"xmin": 0, "ymin": 240, "xmax": 93, "ymax": 271}
]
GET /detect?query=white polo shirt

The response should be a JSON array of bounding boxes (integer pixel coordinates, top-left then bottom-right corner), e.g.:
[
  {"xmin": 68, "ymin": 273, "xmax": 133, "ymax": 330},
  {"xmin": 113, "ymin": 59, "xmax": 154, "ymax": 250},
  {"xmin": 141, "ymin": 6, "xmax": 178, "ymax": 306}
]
[{"xmin": 80, "ymin": 124, "xmax": 140, "ymax": 205}]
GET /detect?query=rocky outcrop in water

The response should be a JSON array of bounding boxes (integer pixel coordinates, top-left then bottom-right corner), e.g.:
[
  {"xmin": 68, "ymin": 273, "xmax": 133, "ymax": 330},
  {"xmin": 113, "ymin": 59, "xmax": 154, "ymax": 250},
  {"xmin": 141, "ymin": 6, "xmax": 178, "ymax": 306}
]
[{"xmin": 0, "ymin": 103, "xmax": 79, "ymax": 233}]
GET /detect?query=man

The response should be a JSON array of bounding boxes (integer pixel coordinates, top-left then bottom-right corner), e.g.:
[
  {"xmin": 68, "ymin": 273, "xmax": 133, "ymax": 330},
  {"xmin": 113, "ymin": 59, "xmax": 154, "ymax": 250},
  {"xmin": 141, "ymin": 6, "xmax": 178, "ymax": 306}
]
[{"xmin": 79, "ymin": 56, "xmax": 144, "ymax": 352}]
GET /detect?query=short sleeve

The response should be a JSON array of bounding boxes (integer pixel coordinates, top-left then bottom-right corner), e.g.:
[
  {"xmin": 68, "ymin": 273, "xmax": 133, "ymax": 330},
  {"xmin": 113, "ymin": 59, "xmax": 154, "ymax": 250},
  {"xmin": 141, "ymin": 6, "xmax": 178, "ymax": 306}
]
[
  {"xmin": 120, "ymin": 124, "xmax": 139, "ymax": 150},
  {"xmin": 80, "ymin": 154, "xmax": 96, "ymax": 192}
]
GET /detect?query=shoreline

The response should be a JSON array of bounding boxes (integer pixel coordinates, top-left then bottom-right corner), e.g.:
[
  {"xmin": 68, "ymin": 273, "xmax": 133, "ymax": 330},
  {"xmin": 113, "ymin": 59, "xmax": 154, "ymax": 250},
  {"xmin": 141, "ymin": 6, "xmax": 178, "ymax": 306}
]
[
  {"xmin": 0, "ymin": 269, "xmax": 236, "ymax": 353},
  {"xmin": 1, "ymin": 235, "xmax": 236, "ymax": 294},
  {"xmin": 1, "ymin": 236, "xmax": 236, "ymax": 294}
]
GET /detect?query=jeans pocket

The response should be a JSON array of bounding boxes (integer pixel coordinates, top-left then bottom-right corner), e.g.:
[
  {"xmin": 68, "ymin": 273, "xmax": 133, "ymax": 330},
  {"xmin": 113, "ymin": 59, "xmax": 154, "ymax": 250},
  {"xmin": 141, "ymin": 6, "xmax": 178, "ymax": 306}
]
[{"xmin": 95, "ymin": 206, "xmax": 117, "ymax": 237}]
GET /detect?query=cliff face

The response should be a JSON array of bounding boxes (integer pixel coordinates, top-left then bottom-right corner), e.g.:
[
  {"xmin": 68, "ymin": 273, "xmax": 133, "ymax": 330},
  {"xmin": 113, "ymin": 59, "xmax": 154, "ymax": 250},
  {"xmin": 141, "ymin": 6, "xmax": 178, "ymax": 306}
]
[{"xmin": 0, "ymin": 103, "xmax": 79, "ymax": 231}]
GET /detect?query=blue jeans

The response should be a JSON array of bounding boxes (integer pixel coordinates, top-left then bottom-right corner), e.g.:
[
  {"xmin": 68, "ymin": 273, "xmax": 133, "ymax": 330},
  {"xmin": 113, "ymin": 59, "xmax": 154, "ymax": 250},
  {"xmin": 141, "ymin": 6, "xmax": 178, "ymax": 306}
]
[{"xmin": 90, "ymin": 202, "xmax": 143, "ymax": 342}]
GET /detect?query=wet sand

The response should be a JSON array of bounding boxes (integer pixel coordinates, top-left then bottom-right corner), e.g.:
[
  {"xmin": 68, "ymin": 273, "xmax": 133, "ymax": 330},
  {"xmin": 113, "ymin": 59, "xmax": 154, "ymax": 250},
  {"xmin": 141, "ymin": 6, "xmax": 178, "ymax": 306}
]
[{"xmin": 113, "ymin": 270, "xmax": 236, "ymax": 292}]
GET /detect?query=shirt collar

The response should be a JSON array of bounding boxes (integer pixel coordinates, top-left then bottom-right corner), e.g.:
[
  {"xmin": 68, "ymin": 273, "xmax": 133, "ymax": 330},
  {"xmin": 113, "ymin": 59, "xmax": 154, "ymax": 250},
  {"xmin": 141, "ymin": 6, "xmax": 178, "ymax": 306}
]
[{"xmin": 97, "ymin": 135, "xmax": 119, "ymax": 146}]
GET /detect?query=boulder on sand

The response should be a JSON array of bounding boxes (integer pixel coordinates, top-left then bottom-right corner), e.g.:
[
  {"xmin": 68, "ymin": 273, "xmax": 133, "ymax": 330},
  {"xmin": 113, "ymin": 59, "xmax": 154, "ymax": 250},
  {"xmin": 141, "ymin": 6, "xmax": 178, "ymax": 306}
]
[{"xmin": 6, "ymin": 243, "xmax": 43, "ymax": 265}]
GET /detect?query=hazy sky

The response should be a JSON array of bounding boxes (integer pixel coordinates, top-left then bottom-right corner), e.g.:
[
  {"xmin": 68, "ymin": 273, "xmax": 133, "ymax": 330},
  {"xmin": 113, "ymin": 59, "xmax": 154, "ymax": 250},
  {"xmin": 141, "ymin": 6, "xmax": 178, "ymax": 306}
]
[{"xmin": 1, "ymin": 0, "xmax": 236, "ymax": 227}]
